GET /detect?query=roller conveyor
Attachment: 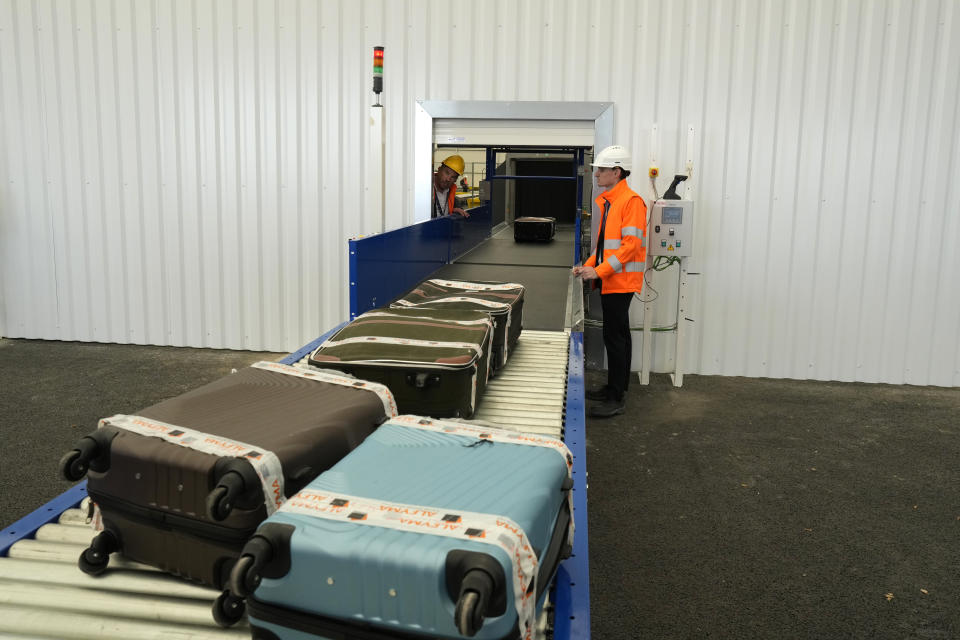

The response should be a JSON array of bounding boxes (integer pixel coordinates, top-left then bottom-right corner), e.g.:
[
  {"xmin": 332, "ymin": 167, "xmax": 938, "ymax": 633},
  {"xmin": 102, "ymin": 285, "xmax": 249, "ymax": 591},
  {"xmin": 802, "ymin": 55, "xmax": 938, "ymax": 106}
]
[{"xmin": 0, "ymin": 221, "xmax": 589, "ymax": 640}]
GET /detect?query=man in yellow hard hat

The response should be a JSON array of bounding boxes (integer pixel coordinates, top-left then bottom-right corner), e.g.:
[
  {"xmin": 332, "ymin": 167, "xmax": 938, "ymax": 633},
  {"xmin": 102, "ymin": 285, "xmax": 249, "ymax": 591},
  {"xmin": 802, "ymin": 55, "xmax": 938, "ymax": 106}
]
[{"xmin": 433, "ymin": 154, "xmax": 469, "ymax": 218}]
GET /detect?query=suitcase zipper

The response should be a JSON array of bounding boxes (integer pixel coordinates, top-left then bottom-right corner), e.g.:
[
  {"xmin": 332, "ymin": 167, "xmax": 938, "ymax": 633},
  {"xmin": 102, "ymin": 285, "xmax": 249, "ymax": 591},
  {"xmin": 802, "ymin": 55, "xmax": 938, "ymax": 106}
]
[{"xmin": 88, "ymin": 489, "xmax": 256, "ymax": 543}]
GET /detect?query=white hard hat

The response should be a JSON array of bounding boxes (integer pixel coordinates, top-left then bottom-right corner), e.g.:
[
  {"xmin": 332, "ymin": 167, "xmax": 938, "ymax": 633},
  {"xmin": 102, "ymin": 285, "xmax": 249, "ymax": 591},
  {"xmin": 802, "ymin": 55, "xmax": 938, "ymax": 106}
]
[{"xmin": 590, "ymin": 145, "xmax": 632, "ymax": 170}]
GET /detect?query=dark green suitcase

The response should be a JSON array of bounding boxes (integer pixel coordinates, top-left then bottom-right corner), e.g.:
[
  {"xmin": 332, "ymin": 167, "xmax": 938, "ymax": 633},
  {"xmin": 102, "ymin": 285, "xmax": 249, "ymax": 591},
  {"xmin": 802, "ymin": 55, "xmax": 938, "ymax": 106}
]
[
  {"xmin": 391, "ymin": 278, "xmax": 524, "ymax": 372},
  {"xmin": 308, "ymin": 307, "xmax": 493, "ymax": 418}
]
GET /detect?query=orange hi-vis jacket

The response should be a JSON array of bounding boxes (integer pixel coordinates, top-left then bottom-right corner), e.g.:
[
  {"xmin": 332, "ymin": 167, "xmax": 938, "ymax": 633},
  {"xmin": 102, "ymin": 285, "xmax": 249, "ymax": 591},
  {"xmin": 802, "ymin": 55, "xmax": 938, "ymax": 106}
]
[
  {"xmin": 433, "ymin": 180, "xmax": 457, "ymax": 218},
  {"xmin": 584, "ymin": 178, "xmax": 647, "ymax": 294}
]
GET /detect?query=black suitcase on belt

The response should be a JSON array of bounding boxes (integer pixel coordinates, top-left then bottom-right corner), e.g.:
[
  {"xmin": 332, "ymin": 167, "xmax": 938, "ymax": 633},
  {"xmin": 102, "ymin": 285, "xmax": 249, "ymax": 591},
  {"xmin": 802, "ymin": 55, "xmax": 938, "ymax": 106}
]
[
  {"xmin": 514, "ymin": 216, "xmax": 556, "ymax": 242},
  {"xmin": 57, "ymin": 362, "xmax": 396, "ymax": 624}
]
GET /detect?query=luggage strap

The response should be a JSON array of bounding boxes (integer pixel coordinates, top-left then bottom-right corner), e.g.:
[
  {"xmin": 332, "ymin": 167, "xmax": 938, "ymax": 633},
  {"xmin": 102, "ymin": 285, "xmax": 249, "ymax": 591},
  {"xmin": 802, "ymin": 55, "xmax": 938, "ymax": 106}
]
[
  {"xmin": 426, "ymin": 278, "xmax": 524, "ymax": 292},
  {"xmin": 395, "ymin": 296, "xmax": 510, "ymax": 310},
  {"xmin": 358, "ymin": 310, "xmax": 493, "ymax": 330},
  {"xmin": 391, "ymin": 414, "xmax": 575, "ymax": 550},
  {"xmin": 99, "ymin": 414, "xmax": 287, "ymax": 515},
  {"xmin": 278, "ymin": 488, "xmax": 540, "ymax": 640},
  {"xmin": 319, "ymin": 335, "xmax": 485, "ymax": 359},
  {"xmin": 393, "ymin": 297, "xmax": 513, "ymax": 363},
  {"xmin": 391, "ymin": 415, "xmax": 572, "ymax": 468},
  {"xmin": 250, "ymin": 361, "xmax": 398, "ymax": 418}
]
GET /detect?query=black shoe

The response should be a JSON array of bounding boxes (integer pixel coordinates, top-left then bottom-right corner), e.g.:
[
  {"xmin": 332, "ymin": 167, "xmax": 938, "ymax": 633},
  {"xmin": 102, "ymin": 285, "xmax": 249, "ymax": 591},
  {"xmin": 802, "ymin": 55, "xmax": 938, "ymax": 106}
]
[
  {"xmin": 589, "ymin": 397, "xmax": 626, "ymax": 418},
  {"xmin": 585, "ymin": 385, "xmax": 610, "ymax": 401}
]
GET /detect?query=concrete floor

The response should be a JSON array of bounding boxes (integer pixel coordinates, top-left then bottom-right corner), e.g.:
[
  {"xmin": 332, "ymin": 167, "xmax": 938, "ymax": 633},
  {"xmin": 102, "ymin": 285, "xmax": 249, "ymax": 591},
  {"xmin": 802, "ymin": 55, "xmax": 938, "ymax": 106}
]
[
  {"xmin": 2, "ymin": 337, "xmax": 958, "ymax": 639},
  {"xmin": 585, "ymin": 368, "xmax": 960, "ymax": 640},
  {"xmin": 0, "ymin": 338, "xmax": 283, "ymax": 529}
]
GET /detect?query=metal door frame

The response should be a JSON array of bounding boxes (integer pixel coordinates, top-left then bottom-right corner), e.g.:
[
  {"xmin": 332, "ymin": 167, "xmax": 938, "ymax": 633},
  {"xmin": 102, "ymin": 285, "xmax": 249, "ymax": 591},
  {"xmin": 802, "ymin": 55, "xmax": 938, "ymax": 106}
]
[{"xmin": 414, "ymin": 101, "xmax": 613, "ymax": 223}]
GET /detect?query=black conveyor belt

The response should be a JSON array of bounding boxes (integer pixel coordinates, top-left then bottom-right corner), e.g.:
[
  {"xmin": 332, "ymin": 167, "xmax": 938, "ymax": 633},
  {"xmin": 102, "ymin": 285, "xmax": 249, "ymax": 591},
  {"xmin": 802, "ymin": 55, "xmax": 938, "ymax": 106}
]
[
  {"xmin": 430, "ymin": 224, "xmax": 575, "ymax": 332},
  {"xmin": 456, "ymin": 225, "xmax": 576, "ymax": 268}
]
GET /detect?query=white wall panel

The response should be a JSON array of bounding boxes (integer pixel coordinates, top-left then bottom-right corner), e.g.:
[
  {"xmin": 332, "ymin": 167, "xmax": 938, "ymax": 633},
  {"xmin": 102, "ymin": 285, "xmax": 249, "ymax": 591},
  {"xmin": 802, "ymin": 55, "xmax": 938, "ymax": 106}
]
[{"xmin": 1, "ymin": 0, "xmax": 958, "ymax": 385}]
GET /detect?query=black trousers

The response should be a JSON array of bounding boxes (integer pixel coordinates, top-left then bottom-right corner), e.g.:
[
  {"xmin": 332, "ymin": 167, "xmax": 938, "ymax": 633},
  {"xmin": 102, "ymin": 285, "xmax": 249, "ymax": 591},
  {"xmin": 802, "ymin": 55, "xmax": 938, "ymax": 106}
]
[{"xmin": 600, "ymin": 291, "xmax": 634, "ymax": 399}]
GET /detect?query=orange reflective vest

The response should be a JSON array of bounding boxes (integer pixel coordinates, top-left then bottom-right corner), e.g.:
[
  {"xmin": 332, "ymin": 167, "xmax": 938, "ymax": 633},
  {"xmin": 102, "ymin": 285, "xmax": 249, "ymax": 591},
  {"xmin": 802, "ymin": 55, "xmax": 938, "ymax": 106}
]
[
  {"xmin": 584, "ymin": 178, "xmax": 647, "ymax": 294},
  {"xmin": 433, "ymin": 181, "xmax": 457, "ymax": 218}
]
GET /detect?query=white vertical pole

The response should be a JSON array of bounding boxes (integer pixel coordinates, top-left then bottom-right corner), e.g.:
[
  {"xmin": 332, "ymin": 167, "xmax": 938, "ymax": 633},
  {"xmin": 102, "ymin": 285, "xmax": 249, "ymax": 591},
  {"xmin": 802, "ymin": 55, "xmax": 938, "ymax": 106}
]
[
  {"xmin": 670, "ymin": 125, "xmax": 695, "ymax": 388},
  {"xmin": 640, "ymin": 125, "xmax": 658, "ymax": 385},
  {"xmin": 366, "ymin": 106, "xmax": 385, "ymax": 233},
  {"xmin": 671, "ymin": 260, "xmax": 688, "ymax": 388}
]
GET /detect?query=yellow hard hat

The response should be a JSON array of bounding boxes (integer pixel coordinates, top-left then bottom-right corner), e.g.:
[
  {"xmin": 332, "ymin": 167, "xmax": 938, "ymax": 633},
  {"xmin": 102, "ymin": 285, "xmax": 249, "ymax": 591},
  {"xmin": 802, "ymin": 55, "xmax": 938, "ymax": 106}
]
[{"xmin": 441, "ymin": 155, "xmax": 465, "ymax": 175}]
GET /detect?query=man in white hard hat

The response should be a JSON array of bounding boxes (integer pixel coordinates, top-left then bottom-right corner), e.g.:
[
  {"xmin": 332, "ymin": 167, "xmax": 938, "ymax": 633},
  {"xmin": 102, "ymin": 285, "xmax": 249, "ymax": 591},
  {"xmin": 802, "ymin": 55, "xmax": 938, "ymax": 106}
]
[
  {"xmin": 572, "ymin": 145, "xmax": 647, "ymax": 418},
  {"xmin": 433, "ymin": 154, "xmax": 469, "ymax": 218}
]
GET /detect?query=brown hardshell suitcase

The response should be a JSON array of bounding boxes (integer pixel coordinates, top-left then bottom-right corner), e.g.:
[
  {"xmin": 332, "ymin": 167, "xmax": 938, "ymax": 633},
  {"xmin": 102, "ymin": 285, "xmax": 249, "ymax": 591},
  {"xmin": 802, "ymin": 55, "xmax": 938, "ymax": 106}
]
[{"xmin": 58, "ymin": 361, "xmax": 396, "ymax": 623}]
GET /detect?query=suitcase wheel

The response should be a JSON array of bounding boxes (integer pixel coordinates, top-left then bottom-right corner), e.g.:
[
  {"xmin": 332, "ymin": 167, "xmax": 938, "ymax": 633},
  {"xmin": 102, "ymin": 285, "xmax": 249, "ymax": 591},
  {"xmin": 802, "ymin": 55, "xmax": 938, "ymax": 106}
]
[
  {"xmin": 229, "ymin": 554, "xmax": 261, "ymax": 597},
  {"xmin": 230, "ymin": 524, "xmax": 296, "ymax": 597},
  {"xmin": 211, "ymin": 590, "xmax": 246, "ymax": 627},
  {"xmin": 78, "ymin": 530, "xmax": 119, "ymax": 576},
  {"xmin": 207, "ymin": 459, "xmax": 261, "ymax": 521},
  {"xmin": 59, "ymin": 428, "xmax": 118, "ymax": 481},
  {"xmin": 59, "ymin": 449, "xmax": 89, "ymax": 482},
  {"xmin": 455, "ymin": 590, "xmax": 483, "ymax": 637},
  {"xmin": 446, "ymin": 551, "xmax": 507, "ymax": 637},
  {"xmin": 206, "ymin": 486, "xmax": 234, "ymax": 521}
]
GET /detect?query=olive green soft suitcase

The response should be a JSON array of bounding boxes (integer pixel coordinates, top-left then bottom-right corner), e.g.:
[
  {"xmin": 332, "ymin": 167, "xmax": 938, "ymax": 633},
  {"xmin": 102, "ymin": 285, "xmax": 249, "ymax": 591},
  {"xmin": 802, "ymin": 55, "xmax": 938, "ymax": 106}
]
[
  {"xmin": 308, "ymin": 307, "xmax": 493, "ymax": 418},
  {"xmin": 391, "ymin": 278, "xmax": 524, "ymax": 372}
]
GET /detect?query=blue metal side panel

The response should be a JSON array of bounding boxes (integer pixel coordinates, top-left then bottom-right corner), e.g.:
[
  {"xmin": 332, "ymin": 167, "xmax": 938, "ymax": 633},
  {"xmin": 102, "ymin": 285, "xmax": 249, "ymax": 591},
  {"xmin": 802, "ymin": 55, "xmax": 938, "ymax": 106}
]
[
  {"xmin": 348, "ymin": 218, "xmax": 451, "ymax": 319},
  {"xmin": 0, "ymin": 481, "xmax": 89, "ymax": 557},
  {"xmin": 348, "ymin": 238, "xmax": 360, "ymax": 320},
  {"xmin": 448, "ymin": 205, "xmax": 492, "ymax": 263},
  {"xmin": 348, "ymin": 210, "xmax": 491, "ymax": 319},
  {"xmin": 552, "ymin": 332, "xmax": 590, "ymax": 640}
]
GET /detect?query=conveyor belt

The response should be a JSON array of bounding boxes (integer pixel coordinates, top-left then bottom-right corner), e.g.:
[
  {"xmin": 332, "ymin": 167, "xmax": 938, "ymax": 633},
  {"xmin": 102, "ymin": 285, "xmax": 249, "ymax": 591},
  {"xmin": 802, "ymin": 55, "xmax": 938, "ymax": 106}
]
[
  {"xmin": 0, "ymin": 334, "xmax": 575, "ymax": 640},
  {"xmin": 474, "ymin": 330, "xmax": 569, "ymax": 438},
  {"xmin": 0, "ymin": 502, "xmax": 246, "ymax": 639},
  {"xmin": 433, "ymin": 223, "xmax": 576, "ymax": 332},
  {"xmin": 456, "ymin": 225, "xmax": 575, "ymax": 268},
  {"xmin": 0, "ymin": 223, "xmax": 588, "ymax": 639}
]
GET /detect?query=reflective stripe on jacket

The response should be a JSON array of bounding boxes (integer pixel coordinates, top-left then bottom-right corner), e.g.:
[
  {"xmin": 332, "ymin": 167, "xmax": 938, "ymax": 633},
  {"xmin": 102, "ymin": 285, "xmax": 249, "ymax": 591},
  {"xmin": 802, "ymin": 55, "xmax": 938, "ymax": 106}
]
[{"xmin": 584, "ymin": 178, "xmax": 647, "ymax": 294}]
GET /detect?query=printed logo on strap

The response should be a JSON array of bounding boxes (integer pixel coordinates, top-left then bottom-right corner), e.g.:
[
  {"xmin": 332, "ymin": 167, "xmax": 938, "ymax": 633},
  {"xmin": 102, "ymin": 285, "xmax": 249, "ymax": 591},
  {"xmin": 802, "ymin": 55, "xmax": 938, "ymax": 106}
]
[
  {"xmin": 278, "ymin": 488, "xmax": 539, "ymax": 640},
  {"xmin": 427, "ymin": 279, "xmax": 524, "ymax": 292},
  {"xmin": 251, "ymin": 361, "xmax": 398, "ymax": 417},
  {"xmin": 99, "ymin": 414, "xmax": 286, "ymax": 515}
]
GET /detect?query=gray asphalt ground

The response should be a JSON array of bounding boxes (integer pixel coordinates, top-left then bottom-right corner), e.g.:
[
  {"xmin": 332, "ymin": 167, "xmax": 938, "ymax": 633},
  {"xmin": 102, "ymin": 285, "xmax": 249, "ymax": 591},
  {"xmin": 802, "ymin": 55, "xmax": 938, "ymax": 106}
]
[
  {"xmin": 1, "ymin": 337, "xmax": 958, "ymax": 639},
  {"xmin": 585, "ymin": 369, "xmax": 960, "ymax": 639},
  {"xmin": 0, "ymin": 338, "xmax": 283, "ymax": 529}
]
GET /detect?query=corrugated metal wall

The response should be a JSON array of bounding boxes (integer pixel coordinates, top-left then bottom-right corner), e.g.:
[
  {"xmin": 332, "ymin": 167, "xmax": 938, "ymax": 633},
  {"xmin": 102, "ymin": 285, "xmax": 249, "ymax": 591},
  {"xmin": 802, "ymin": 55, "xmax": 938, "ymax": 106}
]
[{"xmin": 1, "ymin": 0, "xmax": 958, "ymax": 385}]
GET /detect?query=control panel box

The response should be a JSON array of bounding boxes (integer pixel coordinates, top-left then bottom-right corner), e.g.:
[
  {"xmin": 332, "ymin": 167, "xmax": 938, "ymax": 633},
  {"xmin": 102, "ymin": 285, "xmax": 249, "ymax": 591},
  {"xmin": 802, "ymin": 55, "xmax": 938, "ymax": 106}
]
[{"xmin": 648, "ymin": 199, "xmax": 694, "ymax": 257}]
